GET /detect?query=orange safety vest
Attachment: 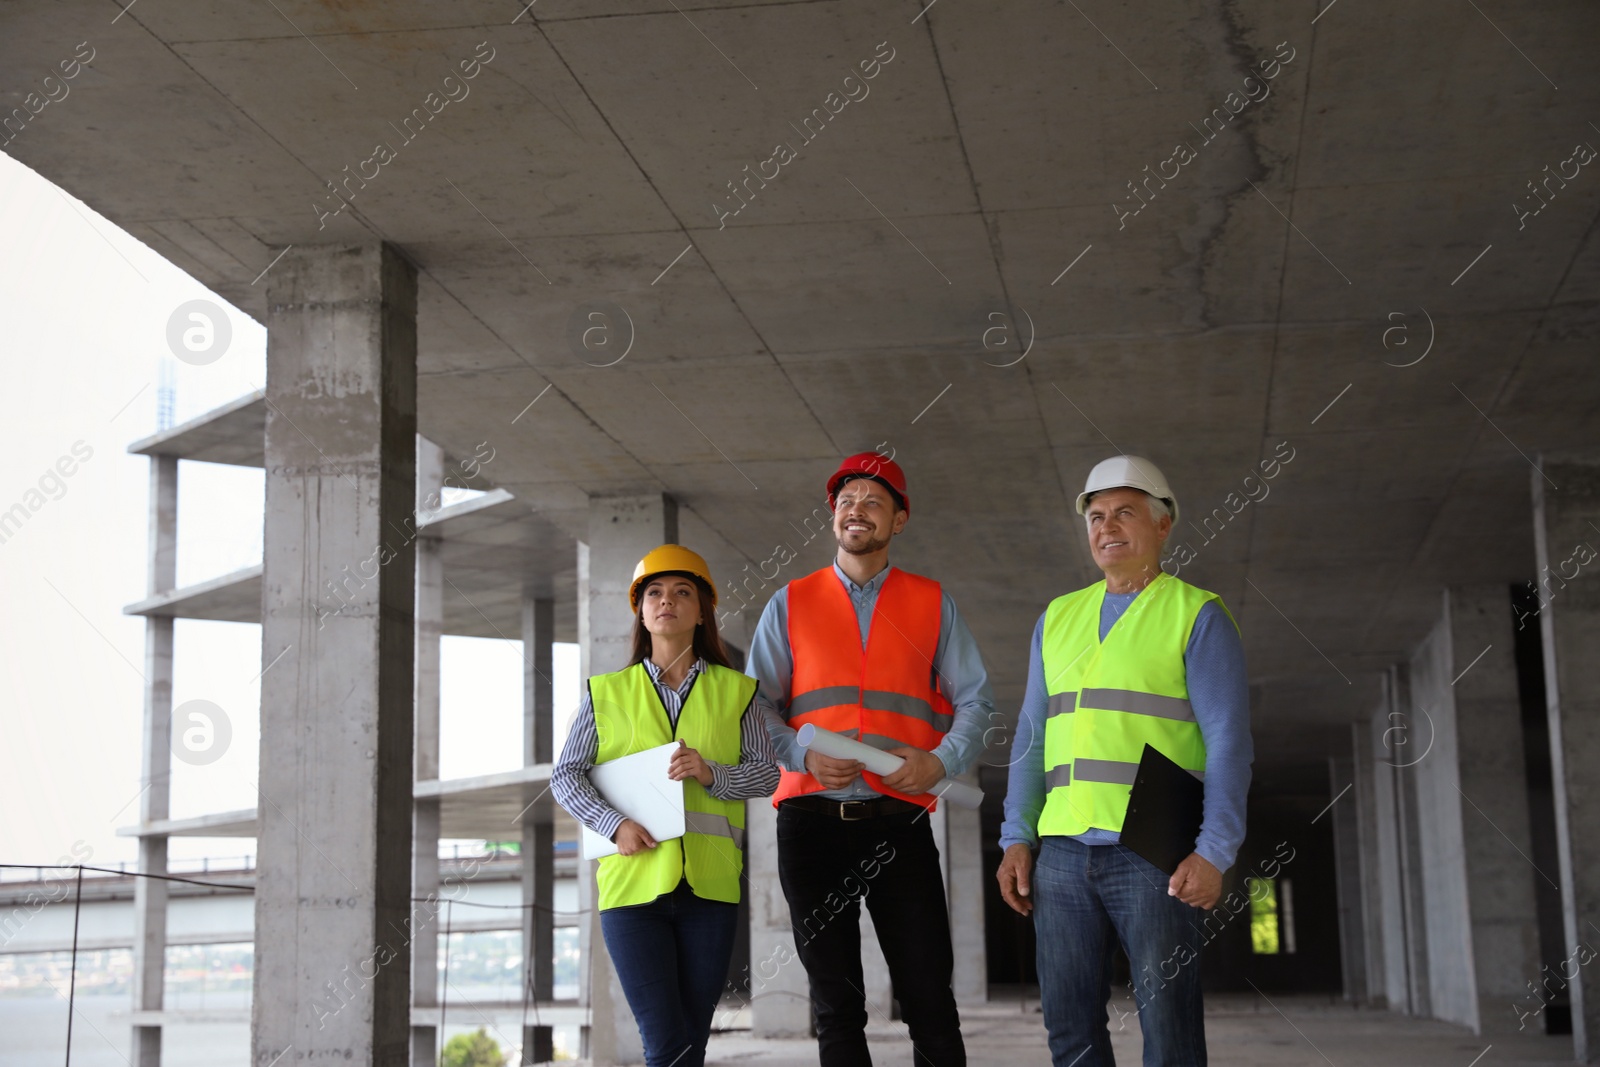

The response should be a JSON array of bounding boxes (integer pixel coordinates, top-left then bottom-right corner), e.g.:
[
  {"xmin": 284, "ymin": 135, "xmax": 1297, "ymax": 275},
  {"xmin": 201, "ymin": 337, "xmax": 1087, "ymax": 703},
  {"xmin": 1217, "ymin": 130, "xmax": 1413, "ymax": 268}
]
[{"xmin": 774, "ymin": 566, "xmax": 954, "ymax": 810}]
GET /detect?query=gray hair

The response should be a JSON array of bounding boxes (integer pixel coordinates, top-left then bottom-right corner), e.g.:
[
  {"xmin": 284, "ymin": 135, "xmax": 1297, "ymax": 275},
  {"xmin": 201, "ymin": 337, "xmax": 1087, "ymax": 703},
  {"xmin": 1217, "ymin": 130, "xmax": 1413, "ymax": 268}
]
[{"xmin": 1084, "ymin": 490, "xmax": 1171, "ymax": 523}]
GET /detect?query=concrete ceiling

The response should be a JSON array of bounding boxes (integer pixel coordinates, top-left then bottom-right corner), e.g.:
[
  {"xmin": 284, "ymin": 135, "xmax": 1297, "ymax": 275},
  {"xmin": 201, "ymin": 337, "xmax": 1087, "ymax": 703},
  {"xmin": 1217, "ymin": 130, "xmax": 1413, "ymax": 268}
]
[{"xmin": 7, "ymin": 0, "xmax": 1599, "ymax": 769}]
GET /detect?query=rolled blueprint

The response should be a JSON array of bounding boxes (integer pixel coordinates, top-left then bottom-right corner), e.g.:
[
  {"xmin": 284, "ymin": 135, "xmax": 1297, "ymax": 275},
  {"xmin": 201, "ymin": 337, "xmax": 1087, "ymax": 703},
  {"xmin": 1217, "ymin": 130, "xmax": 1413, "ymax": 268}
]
[{"xmin": 795, "ymin": 723, "xmax": 984, "ymax": 809}]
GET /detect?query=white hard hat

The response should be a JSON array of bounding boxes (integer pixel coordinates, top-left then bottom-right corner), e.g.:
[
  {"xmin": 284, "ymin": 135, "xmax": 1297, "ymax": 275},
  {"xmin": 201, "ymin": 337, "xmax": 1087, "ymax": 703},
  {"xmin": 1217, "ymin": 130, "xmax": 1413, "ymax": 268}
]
[{"xmin": 1076, "ymin": 455, "xmax": 1179, "ymax": 524}]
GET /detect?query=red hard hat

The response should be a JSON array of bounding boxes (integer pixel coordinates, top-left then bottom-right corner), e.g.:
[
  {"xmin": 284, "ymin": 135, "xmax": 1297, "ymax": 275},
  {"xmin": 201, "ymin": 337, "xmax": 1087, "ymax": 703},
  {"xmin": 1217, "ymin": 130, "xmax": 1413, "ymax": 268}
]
[{"xmin": 827, "ymin": 452, "xmax": 909, "ymax": 513}]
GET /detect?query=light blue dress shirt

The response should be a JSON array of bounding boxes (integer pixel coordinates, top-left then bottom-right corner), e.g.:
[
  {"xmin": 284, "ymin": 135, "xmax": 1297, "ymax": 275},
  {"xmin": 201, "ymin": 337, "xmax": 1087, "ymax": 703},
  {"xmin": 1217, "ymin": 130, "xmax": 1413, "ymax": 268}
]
[{"xmin": 747, "ymin": 562, "xmax": 995, "ymax": 799}]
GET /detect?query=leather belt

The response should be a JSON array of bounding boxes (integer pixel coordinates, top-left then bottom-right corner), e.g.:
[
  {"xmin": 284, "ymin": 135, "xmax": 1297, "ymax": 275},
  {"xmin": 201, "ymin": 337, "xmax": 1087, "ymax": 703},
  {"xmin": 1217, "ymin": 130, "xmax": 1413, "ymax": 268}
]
[{"xmin": 781, "ymin": 794, "xmax": 923, "ymax": 821}]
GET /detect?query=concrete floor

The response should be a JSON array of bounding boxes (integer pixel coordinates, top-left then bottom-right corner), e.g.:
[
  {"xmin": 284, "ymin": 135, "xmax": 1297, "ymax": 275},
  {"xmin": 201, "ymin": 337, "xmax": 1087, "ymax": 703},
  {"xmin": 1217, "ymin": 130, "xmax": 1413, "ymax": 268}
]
[{"xmin": 705, "ymin": 994, "xmax": 1576, "ymax": 1066}]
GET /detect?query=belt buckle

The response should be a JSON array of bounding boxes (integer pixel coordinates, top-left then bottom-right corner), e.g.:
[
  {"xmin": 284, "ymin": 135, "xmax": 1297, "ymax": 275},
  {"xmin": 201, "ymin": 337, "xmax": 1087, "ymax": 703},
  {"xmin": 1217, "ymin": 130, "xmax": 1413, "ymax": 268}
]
[{"xmin": 838, "ymin": 800, "xmax": 870, "ymax": 822}]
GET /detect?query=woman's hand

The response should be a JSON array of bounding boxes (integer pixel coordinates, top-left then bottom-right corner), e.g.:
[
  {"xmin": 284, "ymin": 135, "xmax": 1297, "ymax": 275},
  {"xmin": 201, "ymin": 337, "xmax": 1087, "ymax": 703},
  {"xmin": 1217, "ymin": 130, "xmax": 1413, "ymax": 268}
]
[
  {"xmin": 613, "ymin": 819, "xmax": 657, "ymax": 856},
  {"xmin": 667, "ymin": 740, "xmax": 714, "ymax": 788}
]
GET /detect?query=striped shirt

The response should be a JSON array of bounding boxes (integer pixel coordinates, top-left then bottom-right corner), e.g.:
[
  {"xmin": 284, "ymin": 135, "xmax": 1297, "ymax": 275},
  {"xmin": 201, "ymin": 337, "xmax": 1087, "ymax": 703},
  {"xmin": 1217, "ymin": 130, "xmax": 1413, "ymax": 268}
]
[{"xmin": 551, "ymin": 657, "xmax": 782, "ymax": 841}]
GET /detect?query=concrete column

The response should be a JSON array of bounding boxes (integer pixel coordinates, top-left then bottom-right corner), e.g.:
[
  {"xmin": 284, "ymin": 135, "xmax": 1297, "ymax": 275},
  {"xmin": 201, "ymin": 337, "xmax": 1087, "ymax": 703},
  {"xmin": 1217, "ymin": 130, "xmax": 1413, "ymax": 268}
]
[
  {"xmin": 943, "ymin": 790, "xmax": 988, "ymax": 1003},
  {"xmin": 580, "ymin": 495, "xmax": 677, "ymax": 1065},
  {"xmin": 1367, "ymin": 680, "xmax": 1413, "ymax": 1012},
  {"xmin": 252, "ymin": 243, "xmax": 417, "ymax": 1066},
  {"xmin": 1532, "ymin": 456, "xmax": 1600, "ymax": 1060},
  {"xmin": 411, "ymin": 437, "xmax": 444, "ymax": 1067},
  {"xmin": 522, "ymin": 593, "xmax": 555, "ymax": 1062},
  {"xmin": 1328, "ymin": 754, "xmax": 1367, "ymax": 1005},
  {"xmin": 748, "ymin": 797, "xmax": 811, "ymax": 1038},
  {"xmin": 1350, "ymin": 719, "xmax": 1391, "ymax": 1008},
  {"xmin": 1393, "ymin": 665, "xmax": 1432, "ymax": 1018},
  {"xmin": 132, "ymin": 453, "xmax": 176, "ymax": 1067},
  {"xmin": 575, "ymin": 541, "xmax": 596, "ymax": 1061},
  {"xmin": 1406, "ymin": 585, "xmax": 1542, "ymax": 1032}
]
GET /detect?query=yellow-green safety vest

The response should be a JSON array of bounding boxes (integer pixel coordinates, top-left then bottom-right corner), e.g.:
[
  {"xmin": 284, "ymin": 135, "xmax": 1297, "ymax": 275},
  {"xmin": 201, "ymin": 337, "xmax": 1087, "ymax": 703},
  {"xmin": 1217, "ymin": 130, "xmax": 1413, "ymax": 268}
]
[
  {"xmin": 590, "ymin": 662, "xmax": 756, "ymax": 910},
  {"xmin": 1038, "ymin": 573, "xmax": 1234, "ymax": 837}
]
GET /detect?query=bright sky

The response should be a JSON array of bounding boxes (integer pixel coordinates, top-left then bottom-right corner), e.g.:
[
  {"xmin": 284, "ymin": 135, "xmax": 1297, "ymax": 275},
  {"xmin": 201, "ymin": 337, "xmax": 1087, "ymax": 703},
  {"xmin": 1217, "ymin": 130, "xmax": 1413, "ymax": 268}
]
[{"xmin": 0, "ymin": 151, "xmax": 578, "ymax": 872}]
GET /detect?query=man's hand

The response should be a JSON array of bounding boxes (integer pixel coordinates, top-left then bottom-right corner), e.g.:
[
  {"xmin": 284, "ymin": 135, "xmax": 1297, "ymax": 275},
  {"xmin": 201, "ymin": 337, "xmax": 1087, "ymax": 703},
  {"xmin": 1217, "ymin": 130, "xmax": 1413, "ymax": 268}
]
[
  {"xmin": 613, "ymin": 819, "xmax": 657, "ymax": 856},
  {"xmin": 1168, "ymin": 852, "xmax": 1221, "ymax": 909},
  {"xmin": 805, "ymin": 749, "xmax": 865, "ymax": 790},
  {"xmin": 881, "ymin": 746, "xmax": 946, "ymax": 794},
  {"xmin": 997, "ymin": 842, "xmax": 1035, "ymax": 916},
  {"xmin": 667, "ymin": 740, "xmax": 714, "ymax": 787}
]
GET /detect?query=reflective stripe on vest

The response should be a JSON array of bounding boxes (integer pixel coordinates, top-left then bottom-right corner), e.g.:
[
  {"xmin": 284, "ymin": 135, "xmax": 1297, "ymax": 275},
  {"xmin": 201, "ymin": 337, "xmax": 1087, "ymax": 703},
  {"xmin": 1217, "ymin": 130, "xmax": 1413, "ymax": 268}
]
[
  {"xmin": 775, "ymin": 567, "xmax": 954, "ymax": 810},
  {"xmin": 591, "ymin": 662, "xmax": 756, "ymax": 910},
  {"xmin": 1037, "ymin": 574, "xmax": 1231, "ymax": 838},
  {"xmin": 683, "ymin": 810, "xmax": 746, "ymax": 849}
]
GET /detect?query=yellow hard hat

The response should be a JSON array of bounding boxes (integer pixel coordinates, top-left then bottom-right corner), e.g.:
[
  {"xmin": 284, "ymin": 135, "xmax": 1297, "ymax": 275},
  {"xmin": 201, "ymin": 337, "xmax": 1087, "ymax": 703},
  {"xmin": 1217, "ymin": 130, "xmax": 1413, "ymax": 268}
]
[{"xmin": 630, "ymin": 544, "xmax": 718, "ymax": 611}]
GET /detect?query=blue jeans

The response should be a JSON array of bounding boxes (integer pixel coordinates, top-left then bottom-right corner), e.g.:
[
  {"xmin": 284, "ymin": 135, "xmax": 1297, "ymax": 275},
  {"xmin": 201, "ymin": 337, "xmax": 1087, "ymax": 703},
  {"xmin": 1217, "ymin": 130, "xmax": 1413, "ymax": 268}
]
[
  {"xmin": 599, "ymin": 880, "xmax": 738, "ymax": 1067},
  {"xmin": 1033, "ymin": 838, "xmax": 1206, "ymax": 1067}
]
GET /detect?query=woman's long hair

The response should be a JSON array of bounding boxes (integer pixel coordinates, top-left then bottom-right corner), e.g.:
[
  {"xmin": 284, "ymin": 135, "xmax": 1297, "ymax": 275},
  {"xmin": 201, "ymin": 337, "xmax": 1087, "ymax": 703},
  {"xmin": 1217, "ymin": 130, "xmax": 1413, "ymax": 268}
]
[{"xmin": 628, "ymin": 574, "xmax": 731, "ymax": 669}]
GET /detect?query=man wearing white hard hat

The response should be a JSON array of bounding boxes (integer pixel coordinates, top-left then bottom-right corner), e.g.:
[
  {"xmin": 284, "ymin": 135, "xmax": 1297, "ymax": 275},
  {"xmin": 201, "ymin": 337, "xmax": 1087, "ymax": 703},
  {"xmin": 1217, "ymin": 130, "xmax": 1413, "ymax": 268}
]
[{"xmin": 996, "ymin": 456, "xmax": 1252, "ymax": 1066}]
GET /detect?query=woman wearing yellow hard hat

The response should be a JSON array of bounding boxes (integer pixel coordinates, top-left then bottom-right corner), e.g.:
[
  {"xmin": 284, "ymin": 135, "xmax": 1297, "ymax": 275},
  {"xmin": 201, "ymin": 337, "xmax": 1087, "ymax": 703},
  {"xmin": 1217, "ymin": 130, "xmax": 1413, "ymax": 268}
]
[{"xmin": 551, "ymin": 544, "xmax": 780, "ymax": 1067}]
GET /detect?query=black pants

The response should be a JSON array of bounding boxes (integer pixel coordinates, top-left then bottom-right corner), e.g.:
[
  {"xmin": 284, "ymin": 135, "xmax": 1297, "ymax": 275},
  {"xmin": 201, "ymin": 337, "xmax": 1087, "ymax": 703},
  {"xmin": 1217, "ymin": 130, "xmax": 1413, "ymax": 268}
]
[{"xmin": 776, "ymin": 801, "xmax": 966, "ymax": 1067}]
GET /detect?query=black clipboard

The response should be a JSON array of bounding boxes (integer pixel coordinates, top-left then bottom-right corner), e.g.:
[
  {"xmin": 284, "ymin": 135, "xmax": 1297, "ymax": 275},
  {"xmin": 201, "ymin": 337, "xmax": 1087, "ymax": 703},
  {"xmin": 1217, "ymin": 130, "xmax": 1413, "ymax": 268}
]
[{"xmin": 1119, "ymin": 743, "xmax": 1204, "ymax": 876}]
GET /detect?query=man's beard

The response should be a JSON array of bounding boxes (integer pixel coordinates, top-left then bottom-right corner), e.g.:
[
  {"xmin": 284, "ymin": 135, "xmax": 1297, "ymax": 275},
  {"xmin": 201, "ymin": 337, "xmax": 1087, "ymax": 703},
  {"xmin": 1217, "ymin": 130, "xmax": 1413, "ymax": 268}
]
[{"xmin": 836, "ymin": 528, "xmax": 891, "ymax": 555}]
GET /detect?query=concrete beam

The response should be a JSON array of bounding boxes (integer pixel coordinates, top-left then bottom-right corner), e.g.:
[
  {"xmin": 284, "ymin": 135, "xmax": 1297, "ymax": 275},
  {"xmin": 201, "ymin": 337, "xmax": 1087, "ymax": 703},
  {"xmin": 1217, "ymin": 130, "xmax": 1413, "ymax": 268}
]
[
  {"xmin": 126, "ymin": 389, "xmax": 265, "ymax": 466},
  {"xmin": 1532, "ymin": 456, "xmax": 1600, "ymax": 1061},
  {"xmin": 252, "ymin": 243, "xmax": 417, "ymax": 1066}
]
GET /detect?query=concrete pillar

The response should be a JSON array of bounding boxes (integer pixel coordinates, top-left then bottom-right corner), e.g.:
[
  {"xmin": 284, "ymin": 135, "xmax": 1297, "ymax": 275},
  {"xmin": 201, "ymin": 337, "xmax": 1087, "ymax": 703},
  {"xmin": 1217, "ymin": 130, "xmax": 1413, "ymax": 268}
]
[
  {"xmin": 131, "ymin": 453, "xmax": 176, "ymax": 1067},
  {"xmin": 411, "ymin": 437, "xmax": 444, "ymax": 1067},
  {"xmin": 1405, "ymin": 585, "xmax": 1542, "ymax": 1032},
  {"xmin": 1328, "ymin": 753, "xmax": 1367, "ymax": 1005},
  {"xmin": 575, "ymin": 542, "xmax": 596, "ymax": 1062},
  {"xmin": 522, "ymin": 593, "xmax": 555, "ymax": 1063},
  {"xmin": 252, "ymin": 243, "xmax": 417, "ymax": 1066},
  {"xmin": 942, "ymin": 789, "xmax": 988, "ymax": 1003},
  {"xmin": 1350, "ymin": 719, "xmax": 1391, "ymax": 1008},
  {"xmin": 1393, "ymin": 665, "xmax": 1433, "ymax": 1018},
  {"xmin": 1367, "ymin": 679, "xmax": 1414, "ymax": 1012},
  {"xmin": 580, "ymin": 495, "xmax": 677, "ymax": 1065},
  {"xmin": 748, "ymin": 798, "xmax": 811, "ymax": 1038},
  {"xmin": 1532, "ymin": 456, "xmax": 1600, "ymax": 1059}
]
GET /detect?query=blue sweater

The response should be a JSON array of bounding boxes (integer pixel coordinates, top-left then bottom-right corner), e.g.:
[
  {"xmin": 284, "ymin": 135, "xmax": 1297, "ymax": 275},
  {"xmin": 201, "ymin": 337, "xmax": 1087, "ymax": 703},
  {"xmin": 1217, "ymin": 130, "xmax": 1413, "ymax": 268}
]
[{"xmin": 998, "ymin": 589, "xmax": 1253, "ymax": 872}]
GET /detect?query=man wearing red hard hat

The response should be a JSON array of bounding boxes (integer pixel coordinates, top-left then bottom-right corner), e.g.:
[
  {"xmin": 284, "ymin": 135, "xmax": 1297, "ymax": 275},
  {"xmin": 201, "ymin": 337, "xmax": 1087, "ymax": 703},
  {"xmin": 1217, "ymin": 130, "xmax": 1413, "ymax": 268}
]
[{"xmin": 748, "ymin": 450, "xmax": 994, "ymax": 1067}]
